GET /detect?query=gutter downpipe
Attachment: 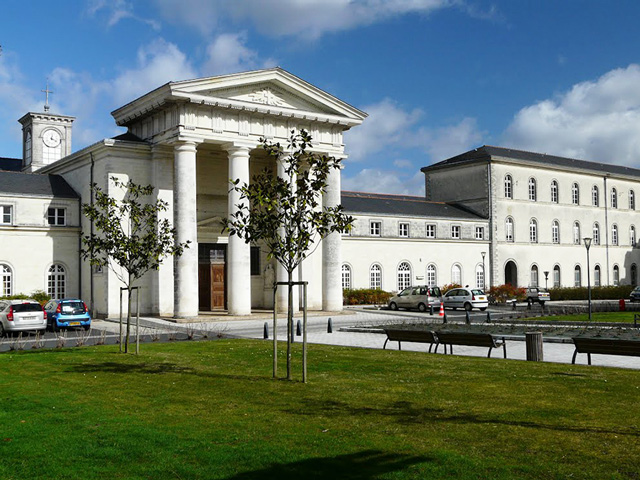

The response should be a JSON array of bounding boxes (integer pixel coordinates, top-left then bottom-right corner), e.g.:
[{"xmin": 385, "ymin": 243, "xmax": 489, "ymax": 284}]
[
  {"xmin": 487, "ymin": 161, "xmax": 493, "ymax": 288},
  {"xmin": 90, "ymin": 153, "xmax": 95, "ymax": 318},
  {"xmin": 604, "ymin": 175, "xmax": 610, "ymax": 285}
]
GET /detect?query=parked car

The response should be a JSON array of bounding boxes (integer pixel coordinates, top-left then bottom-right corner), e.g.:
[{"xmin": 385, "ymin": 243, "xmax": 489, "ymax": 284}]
[
  {"xmin": 526, "ymin": 287, "xmax": 550, "ymax": 306},
  {"xmin": 44, "ymin": 299, "xmax": 91, "ymax": 331},
  {"xmin": 442, "ymin": 287, "xmax": 488, "ymax": 311},
  {"xmin": 0, "ymin": 299, "xmax": 47, "ymax": 336},
  {"xmin": 388, "ymin": 286, "xmax": 442, "ymax": 312},
  {"xmin": 630, "ymin": 286, "xmax": 640, "ymax": 302}
]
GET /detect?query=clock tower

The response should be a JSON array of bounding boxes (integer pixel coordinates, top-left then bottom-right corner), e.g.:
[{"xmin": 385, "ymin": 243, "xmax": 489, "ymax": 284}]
[{"xmin": 18, "ymin": 89, "xmax": 75, "ymax": 172}]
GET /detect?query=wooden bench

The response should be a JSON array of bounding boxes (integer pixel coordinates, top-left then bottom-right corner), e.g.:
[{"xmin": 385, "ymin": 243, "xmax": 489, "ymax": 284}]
[
  {"xmin": 571, "ymin": 337, "xmax": 640, "ymax": 365},
  {"xmin": 383, "ymin": 328, "xmax": 438, "ymax": 352},
  {"xmin": 435, "ymin": 331, "xmax": 507, "ymax": 358}
]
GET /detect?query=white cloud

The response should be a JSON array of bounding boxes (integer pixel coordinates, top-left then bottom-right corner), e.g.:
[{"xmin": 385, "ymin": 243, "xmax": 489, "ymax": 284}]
[
  {"xmin": 202, "ymin": 33, "xmax": 276, "ymax": 76},
  {"xmin": 87, "ymin": 0, "xmax": 161, "ymax": 30},
  {"xmin": 153, "ymin": 0, "xmax": 457, "ymax": 39},
  {"xmin": 345, "ymin": 98, "xmax": 423, "ymax": 161},
  {"xmin": 393, "ymin": 159, "xmax": 414, "ymax": 169},
  {"xmin": 414, "ymin": 117, "xmax": 484, "ymax": 161},
  {"xmin": 342, "ymin": 167, "xmax": 425, "ymax": 196},
  {"xmin": 112, "ymin": 38, "xmax": 198, "ymax": 105},
  {"xmin": 503, "ymin": 64, "xmax": 640, "ymax": 165}
]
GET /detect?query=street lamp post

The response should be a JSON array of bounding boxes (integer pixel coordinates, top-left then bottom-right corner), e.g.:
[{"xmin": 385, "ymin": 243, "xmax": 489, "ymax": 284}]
[
  {"xmin": 481, "ymin": 251, "xmax": 486, "ymax": 290},
  {"xmin": 544, "ymin": 271, "xmax": 549, "ymax": 289},
  {"xmin": 583, "ymin": 237, "xmax": 592, "ymax": 322}
]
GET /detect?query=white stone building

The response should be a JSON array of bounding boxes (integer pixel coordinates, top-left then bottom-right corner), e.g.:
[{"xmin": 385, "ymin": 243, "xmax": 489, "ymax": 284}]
[{"xmin": 2, "ymin": 69, "xmax": 639, "ymax": 318}]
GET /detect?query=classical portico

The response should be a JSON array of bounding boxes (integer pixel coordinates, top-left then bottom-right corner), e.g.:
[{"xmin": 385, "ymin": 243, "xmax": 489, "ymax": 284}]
[{"xmin": 110, "ymin": 68, "xmax": 366, "ymax": 317}]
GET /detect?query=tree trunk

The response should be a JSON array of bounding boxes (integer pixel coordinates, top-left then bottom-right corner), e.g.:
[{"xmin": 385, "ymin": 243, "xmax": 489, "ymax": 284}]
[
  {"xmin": 287, "ymin": 269, "xmax": 293, "ymax": 380},
  {"xmin": 125, "ymin": 287, "xmax": 132, "ymax": 353}
]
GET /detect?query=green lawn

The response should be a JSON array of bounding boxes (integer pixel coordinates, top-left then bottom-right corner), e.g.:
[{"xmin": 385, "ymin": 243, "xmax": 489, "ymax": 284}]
[
  {"xmin": 527, "ymin": 311, "xmax": 640, "ymax": 323},
  {"xmin": 1, "ymin": 340, "xmax": 639, "ymax": 479}
]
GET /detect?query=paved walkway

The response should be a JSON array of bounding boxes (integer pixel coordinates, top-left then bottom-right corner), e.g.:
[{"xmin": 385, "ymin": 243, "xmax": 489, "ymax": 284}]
[{"xmin": 94, "ymin": 309, "xmax": 640, "ymax": 370}]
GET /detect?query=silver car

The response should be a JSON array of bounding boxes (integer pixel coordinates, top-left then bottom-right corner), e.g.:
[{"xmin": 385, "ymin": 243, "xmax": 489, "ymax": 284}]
[
  {"xmin": 443, "ymin": 287, "xmax": 489, "ymax": 311},
  {"xmin": 388, "ymin": 286, "xmax": 442, "ymax": 312},
  {"xmin": 0, "ymin": 300, "xmax": 47, "ymax": 336}
]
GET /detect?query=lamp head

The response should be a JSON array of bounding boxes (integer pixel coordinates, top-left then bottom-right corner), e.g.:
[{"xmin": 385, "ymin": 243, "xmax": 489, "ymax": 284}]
[{"xmin": 583, "ymin": 237, "xmax": 592, "ymax": 249}]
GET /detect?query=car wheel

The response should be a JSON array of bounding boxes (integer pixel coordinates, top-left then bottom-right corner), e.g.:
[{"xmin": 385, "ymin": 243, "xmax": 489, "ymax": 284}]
[
  {"xmin": 389, "ymin": 302, "xmax": 398, "ymax": 311},
  {"xmin": 480, "ymin": 307, "xmax": 487, "ymax": 312},
  {"xmin": 418, "ymin": 303, "xmax": 427, "ymax": 312},
  {"xmin": 464, "ymin": 302, "xmax": 473, "ymax": 312},
  {"xmin": 0, "ymin": 323, "xmax": 5, "ymax": 338}
]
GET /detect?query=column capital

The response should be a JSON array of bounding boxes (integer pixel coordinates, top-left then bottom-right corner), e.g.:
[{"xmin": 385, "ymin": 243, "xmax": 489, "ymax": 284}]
[{"xmin": 222, "ymin": 140, "xmax": 257, "ymax": 155}]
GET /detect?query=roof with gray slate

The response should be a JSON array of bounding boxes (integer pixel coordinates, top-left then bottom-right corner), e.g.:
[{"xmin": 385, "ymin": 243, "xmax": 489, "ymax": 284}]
[
  {"xmin": 0, "ymin": 171, "xmax": 79, "ymax": 199},
  {"xmin": 341, "ymin": 191, "xmax": 485, "ymax": 220},
  {"xmin": 421, "ymin": 145, "xmax": 640, "ymax": 178},
  {"xmin": 0, "ymin": 157, "xmax": 22, "ymax": 171}
]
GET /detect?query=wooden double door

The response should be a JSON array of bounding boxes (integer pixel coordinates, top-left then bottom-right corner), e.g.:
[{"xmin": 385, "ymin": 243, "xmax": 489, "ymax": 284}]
[{"xmin": 198, "ymin": 244, "xmax": 226, "ymax": 311}]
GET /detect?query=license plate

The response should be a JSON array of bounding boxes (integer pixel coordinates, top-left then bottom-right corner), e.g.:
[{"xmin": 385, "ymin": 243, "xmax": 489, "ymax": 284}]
[
  {"xmin": 69, "ymin": 322, "xmax": 80, "ymax": 326},
  {"xmin": 23, "ymin": 316, "xmax": 35, "ymax": 321},
  {"xmin": 478, "ymin": 297, "xmax": 486, "ymax": 301}
]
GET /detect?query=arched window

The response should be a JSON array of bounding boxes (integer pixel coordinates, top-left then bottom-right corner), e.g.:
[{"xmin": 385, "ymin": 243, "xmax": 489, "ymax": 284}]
[
  {"xmin": 451, "ymin": 264, "xmax": 462, "ymax": 285},
  {"xmin": 426, "ymin": 264, "xmax": 437, "ymax": 287},
  {"xmin": 528, "ymin": 177, "xmax": 537, "ymax": 201},
  {"xmin": 611, "ymin": 188, "xmax": 618, "ymax": 209},
  {"xmin": 572, "ymin": 183, "xmax": 579, "ymax": 205},
  {"xmin": 594, "ymin": 265, "xmax": 601, "ymax": 287},
  {"xmin": 593, "ymin": 223, "xmax": 600, "ymax": 245},
  {"xmin": 47, "ymin": 264, "xmax": 66, "ymax": 299},
  {"xmin": 574, "ymin": 265, "xmax": 582, "ymax": 287},
  {"xmin": 529, "ymin": 219, "xmax": 538, "ymax": 243},
  {"xmin": 505, "ymin": 217, "xmax": 514, "ymax": 242},
  {"xmin": 475, "ymin": 264, "xmax": 485, "ymax": 289},
  {"xmin": 0, "ymin": 264, "xmax": 12, "ymax": 296},
  {"xmin": 632, "ymin": 264, "xmax": 637, "ymax": 286},
  {"xmin": 504, "ymin": 175, "xmax": 513, "ymax": 199},
  {"xmin": 550, "ymin": 180, "xmax": 558, "ymax": 203},
  {"xmin": 613, "ymin": 265, "xmax": 620, "ymax": 286},
  {"xmin": 592, "ymin": 185, "xmax": 599, "ymax": 207},
  {"xmin": 573, "ymin": 221, "xmax": 581, "ymax": 245},
  {"xmin": 552, "ymin": 220, "xmax": 560, "ymax": 244},
  {"xmin": 612, "ymin": 224, "xmax": 618, "ymax": 246},
  {"xmin": 341, "ymin": 264, "xmax": 351, "ymax": 290},
  {"xmin": 530, "ymin": 265, "xmax": 539, "ymax": 287},
  {"xmin": 631, "ymin": 226, "xmax": 636, "ymax": 247},
  {"xmin": 553, "ymin": 265, "xmax": 561, "ymax": 287},
  {"xmin": 369, "ymin": 264, "xmax": 382, "ymax": 290},
  {"xmin": 630, "ymin": 190, "xmax": 636, "ymax": 210},
  {"xmin": 397, "ymin": 262, "xmax": 412, "ymax": 291}
]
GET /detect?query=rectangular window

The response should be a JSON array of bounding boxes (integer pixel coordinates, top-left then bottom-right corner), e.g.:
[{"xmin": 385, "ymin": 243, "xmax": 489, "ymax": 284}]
[
  {"xmin": 0, "ymin": 205, "xmax": 12, "ymax": 225},
  {"xmin": 451, "ymin": 225, "xmax": 461, "ymax": 239},
  {"xmin": 425, "ymin": 224, "xmax": 436, "ymax": 239},
  {"xmin": 398, "ymin": 222, "xmax": 409, "ymax": 238},
  {"xmin": 47, "ymin": 207, "xmax": 66, "ymax": 226},
  {"xmin": 475, "ymin": 226, "xmax": 484, "ymax": 240},
  {"xmin": 370, "ymin": 221, "xmax": 381, "ymax": 236},
  {"xmin": 250, "ymin": 246, "xmax": 260, "ymax": 276}
]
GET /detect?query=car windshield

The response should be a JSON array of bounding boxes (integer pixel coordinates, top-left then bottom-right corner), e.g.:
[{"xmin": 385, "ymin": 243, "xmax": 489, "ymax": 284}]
[
  {"xmin": 471, "ymin": 289, "xmax": 485, "ymax": 296},
  {"xmin": 12, "ymin": 303, "xmax": 42, "ymax": 313},
  {"xmin": 60, "ymin": 301, "xmax": 85, "ymax": 313}
]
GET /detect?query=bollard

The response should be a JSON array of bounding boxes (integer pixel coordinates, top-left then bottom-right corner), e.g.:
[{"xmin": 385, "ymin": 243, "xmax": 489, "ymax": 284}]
[
  {"xmin": 430, "ymin": 304, "xmax": 434, "ymax": 315},
  {"xmin": 296, "ymin": 319, "xmax": 302, "ymax": 336},
  {"xmin": 512, "ymin": 300, "xmax": 517, "ymax": 310},
  {"xmin": 465, "ymin": 310, "xmax": 471, "ymax": 324},
  {"xmin": 486, "ymin": 311, "xmax": 491, "ymax": 323},
  {"xmin": 619, "ymin": 298, "xmax": 626, "ymax": 311},
  {"xmin": 263, "ymin": 322, "xmax": 269, "ymax": 339},
  {"xmin": 327, "ymin": 317, "xmax": 333, "ymax": 333},
  {"xmin": 525, "ymin": 332, "xmax": 544, "ymax": 361},
  {"xmin": 443, "ymin": 311, "xmax": 448, "ymax": 324}
]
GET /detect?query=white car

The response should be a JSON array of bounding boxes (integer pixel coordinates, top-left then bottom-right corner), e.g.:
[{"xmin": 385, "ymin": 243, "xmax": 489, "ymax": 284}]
[
  {"xmin": 0, "ymin": 300, "xmax": 47, "ymax": 336},
  {"xmin": 443, "ymin": 288, "xmax": 488, "ymax": 311}
]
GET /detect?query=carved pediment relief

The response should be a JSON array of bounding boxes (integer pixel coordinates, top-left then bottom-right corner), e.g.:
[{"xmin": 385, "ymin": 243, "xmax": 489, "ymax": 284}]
[{"xmin": 191, "ymin": 83, "xmax": 336, "ymax": 115}]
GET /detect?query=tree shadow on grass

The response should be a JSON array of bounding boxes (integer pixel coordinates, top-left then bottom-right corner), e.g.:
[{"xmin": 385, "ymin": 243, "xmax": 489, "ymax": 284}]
[
  {"xmin": 294, "ymin": 399, "xmax": 640, "ymax": 438},
  {"xmin": 222, "ymin": 449, "xmax": 431, "ymax": 480}
]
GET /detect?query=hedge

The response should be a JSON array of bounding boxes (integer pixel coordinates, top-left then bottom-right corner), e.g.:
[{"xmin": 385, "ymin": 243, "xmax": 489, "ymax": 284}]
[
  {"xmin": 343, "ymin": 289, "xmax": 393, "ymax": 305},
  {"xmin": 548, "ymin": 285, "xmax": 634, "ymax": 301}
]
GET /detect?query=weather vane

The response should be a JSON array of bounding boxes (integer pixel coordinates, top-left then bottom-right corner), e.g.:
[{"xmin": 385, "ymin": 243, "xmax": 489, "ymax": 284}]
[{"xmin": 42, "ymin": 80, "xmax": 53, "ymax": 112}]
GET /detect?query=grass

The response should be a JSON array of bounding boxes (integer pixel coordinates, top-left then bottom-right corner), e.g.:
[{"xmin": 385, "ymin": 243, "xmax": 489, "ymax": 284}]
[
  {"xmin": 1, "ymin": 340, "xmax": 639, "ymax": 479},
  {"xmin": 526, "ymin": 311, "xmax": 640, "ymax": 324}
]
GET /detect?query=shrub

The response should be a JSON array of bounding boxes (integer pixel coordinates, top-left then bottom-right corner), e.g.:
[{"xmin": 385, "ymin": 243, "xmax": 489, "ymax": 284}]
[
  {"xmin": 488, "ymin": 284, "xmax": 526, "ymax": 303},
  {"xmin": 441, "ymin": 283, "xmax": 461, "ymax": 294},
  {"xmin": 343, "ymin": 289, "xmax": 393, "ymax": 306},
  {"xmin": 0, "ymin": 290, "xmax": 51, "ymax": 305}
]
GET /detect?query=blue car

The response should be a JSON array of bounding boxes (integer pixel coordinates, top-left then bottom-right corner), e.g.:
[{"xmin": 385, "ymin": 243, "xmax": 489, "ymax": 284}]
[{"xmin": 44, "ymin": 299, "xmax": 91, "ymax": 331}]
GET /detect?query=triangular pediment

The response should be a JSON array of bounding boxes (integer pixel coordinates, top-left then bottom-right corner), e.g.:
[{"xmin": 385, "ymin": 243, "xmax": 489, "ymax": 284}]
[{"xmin": 112, "ymin": 67, "xmax": 366, "ymax": 127}]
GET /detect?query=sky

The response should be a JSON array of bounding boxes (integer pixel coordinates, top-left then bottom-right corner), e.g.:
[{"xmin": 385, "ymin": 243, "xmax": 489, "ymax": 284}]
[{"xmin": 2, "ymin": 0, "xmax": 640, "ymax": 196}]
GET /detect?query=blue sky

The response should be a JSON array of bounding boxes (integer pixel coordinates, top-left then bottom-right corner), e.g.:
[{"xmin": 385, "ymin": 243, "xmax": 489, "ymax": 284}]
[{"xmin": 2, "ymin": 0, "xmax": 640, "ymax": 195}]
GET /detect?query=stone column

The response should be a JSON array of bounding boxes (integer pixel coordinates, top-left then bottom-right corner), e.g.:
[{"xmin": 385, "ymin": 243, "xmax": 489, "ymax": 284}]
[
  {"xmin": 173, "ymin": 141, "xmax": 199, "ymax": 318},
  {"xmin": 226, "ymin": 143, "xmax": 252, "ymax": 315},
  {"xmin": 322, "ymin": 164, "xmax": 343, "ymax": 311}
]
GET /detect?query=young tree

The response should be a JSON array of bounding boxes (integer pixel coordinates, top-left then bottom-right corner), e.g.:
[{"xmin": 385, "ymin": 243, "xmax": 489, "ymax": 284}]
[
  {"xmin": 81, "ymin": 177, "xmax": 190, "ymax": 353},
  {"xmin": 224, "ymin": 130, "xmax": 354, "ymax": 380}
]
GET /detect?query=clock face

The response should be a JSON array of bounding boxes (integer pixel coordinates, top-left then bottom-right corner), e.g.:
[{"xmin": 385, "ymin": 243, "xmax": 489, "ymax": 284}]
[{"xmin": 43, "ymin": 130, "xmax": 61, "ymax": 148}]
